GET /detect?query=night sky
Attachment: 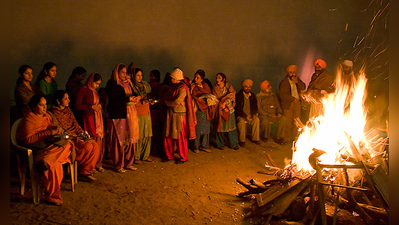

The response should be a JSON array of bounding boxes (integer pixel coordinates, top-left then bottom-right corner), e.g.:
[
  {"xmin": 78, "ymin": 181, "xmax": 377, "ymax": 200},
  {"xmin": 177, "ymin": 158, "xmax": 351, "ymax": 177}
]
[{"xmin": 11, "ymin": 0, "xmax": 388, "ymax": 123}]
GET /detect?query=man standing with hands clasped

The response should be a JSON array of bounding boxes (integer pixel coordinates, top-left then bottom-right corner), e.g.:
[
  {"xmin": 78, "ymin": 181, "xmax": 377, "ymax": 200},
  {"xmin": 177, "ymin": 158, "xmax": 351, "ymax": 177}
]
[{"xmin": 279, "ymin": 65, "xmax": 306, "ymax": 142}]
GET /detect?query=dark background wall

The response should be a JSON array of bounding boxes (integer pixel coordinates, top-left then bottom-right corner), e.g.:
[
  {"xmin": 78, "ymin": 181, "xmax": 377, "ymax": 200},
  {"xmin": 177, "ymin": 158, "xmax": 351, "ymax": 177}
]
[{"xmin": 10, "ymin": 0, "xmax": 388, "ymax": 123}]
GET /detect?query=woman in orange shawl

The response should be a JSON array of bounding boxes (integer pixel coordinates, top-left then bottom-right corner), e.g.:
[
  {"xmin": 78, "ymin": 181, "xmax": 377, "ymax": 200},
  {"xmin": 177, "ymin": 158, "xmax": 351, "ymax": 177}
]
[
  {"xmin": 75, "ymin": 72, "xmax": 105, "ymax": 172},
  {"xmin": 16, "ymin": 94, "xmax": 73, "ymax": 205},
  {"xmin": 50, "ymin": 90, "xmax": 100, "ymax": 181},
  {"xmin": 163, "ymin": 68, "xmax": 196, "ymax": 164},
  {"xmin": 105, "ymin": 64, "xmax": 139, "ymax": 173}
]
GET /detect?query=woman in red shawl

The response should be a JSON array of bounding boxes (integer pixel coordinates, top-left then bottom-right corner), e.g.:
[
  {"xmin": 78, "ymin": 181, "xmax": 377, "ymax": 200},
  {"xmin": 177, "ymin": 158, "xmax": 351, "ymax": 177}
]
[
  {"xmin": 16, "ymin": 94, "xmax": 73, "ymax": 205},
  {"xmin": 105, "ymin": 64, "xmax": 139, "ymax": 173},
  {"xmin": 163, "ymin": 68, "xmax": 197, "ymax": 164},
  {"xmin": 190, "ymin": 69, "xmax": 214, "ymax": 153},
  {"xmin": 75, "ymin": 72, "xmax": 105, "ymax": 172},
  {"xmin": 50, "ymin": 90, "xmax": 100, "ymax": 181}
]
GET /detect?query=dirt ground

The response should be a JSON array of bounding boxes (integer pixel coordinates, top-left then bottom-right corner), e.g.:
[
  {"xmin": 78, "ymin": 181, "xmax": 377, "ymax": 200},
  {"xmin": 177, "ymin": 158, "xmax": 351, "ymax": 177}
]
[{"xmin": 10, "ymin": 135, "xmax": 297, "ymax": 225}]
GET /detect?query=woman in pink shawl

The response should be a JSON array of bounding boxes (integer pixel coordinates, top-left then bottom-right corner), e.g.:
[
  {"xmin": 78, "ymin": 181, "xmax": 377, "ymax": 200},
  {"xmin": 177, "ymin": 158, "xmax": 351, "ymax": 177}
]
[
  {"xmin": 163, "ymin": 68, "xmax": 196, "ymax": 164},
  {"xmin": 105, "ymin": 64, "xmax": 140, "ymax": 173},
  {"xmin": 75, "ymin": 72, "xmax": 105, "ymax": 173}
]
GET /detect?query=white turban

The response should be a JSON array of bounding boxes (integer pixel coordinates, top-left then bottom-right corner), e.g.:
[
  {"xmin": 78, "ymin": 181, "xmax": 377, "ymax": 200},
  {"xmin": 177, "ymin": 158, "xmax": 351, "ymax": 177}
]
[
  {"xmin": 170, "ymin": 68, "xmax": 184, "ymax": 81},
  {"xmin": 342, "ymin": 60, "xmax": 353, "ymax": 68}
]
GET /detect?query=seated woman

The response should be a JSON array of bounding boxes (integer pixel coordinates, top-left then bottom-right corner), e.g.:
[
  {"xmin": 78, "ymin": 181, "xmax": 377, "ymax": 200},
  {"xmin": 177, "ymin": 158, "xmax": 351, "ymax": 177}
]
[
  {"xmin": 14, "ymin": 65, "xmax": 43, "ymax": 119},
  {"xmin": 50, "ymin": 90, "xmax": 100, "ymax": 181},
  {"xmin": 16, "ymin": 94, "xmax": 73, "ymax": 205}
]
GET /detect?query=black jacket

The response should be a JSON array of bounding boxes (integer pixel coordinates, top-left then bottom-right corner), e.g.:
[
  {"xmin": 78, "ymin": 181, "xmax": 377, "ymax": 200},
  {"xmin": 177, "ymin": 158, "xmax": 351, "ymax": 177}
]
[
  {"xmin": 105, "ymin": 79, "xmax": 131, "ymax": 119},
  {"xmin": 235, "ymin": 90, "xmax": 258, "ymax": 118}
]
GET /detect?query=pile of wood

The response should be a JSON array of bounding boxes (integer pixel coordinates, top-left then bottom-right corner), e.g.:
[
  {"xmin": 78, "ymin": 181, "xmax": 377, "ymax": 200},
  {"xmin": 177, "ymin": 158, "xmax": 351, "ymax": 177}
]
[{"xmin": 236, "ymin": 152, "xmax": 389, "ymax": 225}]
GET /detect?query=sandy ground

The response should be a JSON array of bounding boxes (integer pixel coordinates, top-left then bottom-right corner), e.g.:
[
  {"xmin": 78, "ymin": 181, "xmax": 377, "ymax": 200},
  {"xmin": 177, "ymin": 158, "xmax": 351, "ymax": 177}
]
[{"xmin": 10, "ymin": 136, "xmax": 298, "ymax": 225}]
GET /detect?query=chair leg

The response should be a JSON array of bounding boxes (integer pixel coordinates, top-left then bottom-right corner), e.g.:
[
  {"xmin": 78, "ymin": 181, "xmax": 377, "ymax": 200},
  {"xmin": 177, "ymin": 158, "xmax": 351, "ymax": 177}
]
[
  {"xmin": 16, "ymin": 155, "xmax": 26, "ymax": 196},
  {"xmin": 69, "ymin": 163, "xmax": 75, "ymax": 192},
  {"xmin": 74, "ymin": 161, "xmax": 78, "ymax": 184},
  {"xmin": 27, "ymin": 151, "xmax": 40, "ymax": 204}
]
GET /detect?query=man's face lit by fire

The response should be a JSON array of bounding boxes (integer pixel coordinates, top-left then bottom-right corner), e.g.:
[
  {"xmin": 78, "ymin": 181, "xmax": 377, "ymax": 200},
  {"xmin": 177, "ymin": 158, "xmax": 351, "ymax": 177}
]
[
  {"xmin": 261, "ymin": 83, "xmax": 272, "ymax": 94},
  {"xmin": 287, "ymin": 69, "xmax": 297, "ymax": 80},
  {"xmin": 242, "ymin": 84, "xmax": 252, "ymax": 94},
  {"xmin": 342, "ymin": 65, "xmax": 352, "ymax": 75}
]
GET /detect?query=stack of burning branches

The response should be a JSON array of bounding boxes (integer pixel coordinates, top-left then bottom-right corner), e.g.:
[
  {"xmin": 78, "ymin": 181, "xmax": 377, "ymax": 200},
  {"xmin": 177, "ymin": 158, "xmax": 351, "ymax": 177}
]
[{"xmin": 236, "ymin": 132, "xmax": 389, "ymax": 225}]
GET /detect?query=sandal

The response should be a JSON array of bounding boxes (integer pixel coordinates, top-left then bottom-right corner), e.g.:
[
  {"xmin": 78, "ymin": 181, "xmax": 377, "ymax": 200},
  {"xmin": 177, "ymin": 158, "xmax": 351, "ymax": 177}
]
[
  {"xmin": 115, "ymin": 168, "xmax": 126, "ymax": 173},
  {"xmin": 97, "ymin": 167, "xmax": 105, "ymax": 173},
  {"xmin": 125, "ymin": 166, "xmax": 137, "ymax": 171},
  {"xmin": 144, "ymin": 158, "xmax": 152, "ymax": 162}
]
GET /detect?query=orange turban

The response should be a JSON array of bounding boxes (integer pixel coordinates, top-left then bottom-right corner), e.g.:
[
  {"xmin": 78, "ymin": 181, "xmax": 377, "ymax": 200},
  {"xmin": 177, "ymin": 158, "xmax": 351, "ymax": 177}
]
[
  {"xmin": 285, "ymin": 65, "xmax": 298, "ymax": 74},
  {"xmin": 314, "ymin": 59, "xmax": 327, "ymax": 69},
  {"xmin": 260, "ymin": 80, "xmax": 270, "ymax": 91}
]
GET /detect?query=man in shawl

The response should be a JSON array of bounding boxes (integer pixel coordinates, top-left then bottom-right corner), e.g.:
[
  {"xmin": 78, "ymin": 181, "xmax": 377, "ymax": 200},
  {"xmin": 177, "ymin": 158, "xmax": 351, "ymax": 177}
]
[
  {"xmin": 301, "ymin": 58, "xmax": 335, "ymax": 122},
  {"xmin": 163, "ymin": 67, "xmax": 197, "ymax": 164},
  {"xmin": 257, "ymin": 80, "xmax": 287, "ymax": 145},
  {"xmin": 235, "ymin": 79, "xmax": 260, "ymax": 147},
  {"xmin": 279, "ymin": 65, "xmax": 306, "ymax": 142}
]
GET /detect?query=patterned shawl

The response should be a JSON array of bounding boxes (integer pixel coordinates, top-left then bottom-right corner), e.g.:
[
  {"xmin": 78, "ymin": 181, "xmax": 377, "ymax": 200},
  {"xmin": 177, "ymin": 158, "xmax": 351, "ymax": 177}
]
[
  {"xmin": 50, "ymin": 106, "xmax": 83, "ymax": 135},
  {"xmin": 212, "ymin": 82, "xmax": 236, "ymax": 132}
]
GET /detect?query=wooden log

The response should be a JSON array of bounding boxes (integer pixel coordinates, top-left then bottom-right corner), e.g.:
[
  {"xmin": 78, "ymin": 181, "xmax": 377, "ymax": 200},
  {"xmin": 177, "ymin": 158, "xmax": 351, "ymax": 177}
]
[
  {"xmin": 265, "ymin": 153, "xmax": 277, "ymax": 167},
  {"xmin": 338, "ymin": 196, "xmax": 388, "ymax": 222},
  {"xmin": 250, "ymin": 179, "xmax": 267, "ymax": 189}
]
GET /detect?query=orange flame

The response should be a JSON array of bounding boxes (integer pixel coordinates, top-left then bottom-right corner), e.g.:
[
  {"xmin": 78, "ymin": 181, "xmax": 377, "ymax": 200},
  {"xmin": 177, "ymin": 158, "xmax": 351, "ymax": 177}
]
[{"xmin": 292, "ymin": 71, "xmax": 371, "ymax": 174}]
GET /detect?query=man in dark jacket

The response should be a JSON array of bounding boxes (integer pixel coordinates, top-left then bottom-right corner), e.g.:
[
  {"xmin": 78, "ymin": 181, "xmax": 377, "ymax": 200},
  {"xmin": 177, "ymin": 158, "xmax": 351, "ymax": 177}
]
[
  {"xmin": 279, "ymin": 65, "xmax": 306, "ymax": 142},
  {"xmin": 235, "ymin": 79, "xmax": 260, "ymax": 147}
]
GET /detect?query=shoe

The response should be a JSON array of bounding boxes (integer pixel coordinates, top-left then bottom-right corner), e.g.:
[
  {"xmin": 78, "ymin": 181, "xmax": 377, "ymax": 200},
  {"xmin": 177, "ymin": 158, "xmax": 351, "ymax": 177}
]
[
  {"xmin": 275, "ymin": 138, "xmax": 285, "ymax": 146},
  {"xmin": 200, "ymin": 147, "xmax": 211, "ymax": 153},
  {"xmin": 125, "ymin": 166, "xmax": 137, "ymax": 171},
  {"xmin": 144, "ymin": 158, "xmax": 152, "ymax": 162},
  {"xmin": 115, "ymin": 168, "xmax": 126, "ymax": 173},
  {"xmin": 253, "ymin": 140, "xmax": 261, "ymax": 145},
  {"xmin": 175, "ymin": 160, "xmax": 187, "ymax": 164},
  {"xmin": 79, "ymin": 174, "xmax": 97, "ymax": 181},
  {"xmin": 239, "ymin": 142, "xmax": 245, "ymax": 147},
  {"xmin": 163, "ymin": 158, "xmax": 172, "ymax": 162},
  {"xmin": 232, "ymin": 145, "xmax": 239, "ymax": 150},
  {"xmin": 134, "ymin": 160, "xmax": 142, "ymax": 164},
  {"xmin": 97, "ymin": 167, "xmax": 105, "ymax": 172},
  {"xmin": 46, "ymin": 200, "xmax": 62, "ymax": 206},
  {"xmin": 217, "ymin": 146, "xmax": 224, "ymax": 150},
  {"xmin": 261, "ymin": 137, "xmax": 268, "ymax": 142},
  {"xmin": 92, "ymin": 169, "xmax": 98, "ymax": 174},
  {"xmin": 193, "ymin": 149, "xmax": 200, "ymax": 153}
]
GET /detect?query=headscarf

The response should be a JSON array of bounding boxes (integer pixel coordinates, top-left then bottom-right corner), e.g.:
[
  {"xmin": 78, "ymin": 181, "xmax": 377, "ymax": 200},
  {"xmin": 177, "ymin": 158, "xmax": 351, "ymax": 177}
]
[
  {"xmin": 342, "ymin": 60, "xmax": 353, "ymax": 68},
  {"xmin": 314, "ymin": 59, "xmax": 327, "ymax": 69},
  {"xmin": 260, "ymin": 80, "xmax": 270, "ymax": 91},
  {"xmin": 241, "ymin": 79, "xmax": 253, "ymax": 87},
  {"xmin": 285, "ymin": 65, "xmax": 298, "ymax": 74},
  {"xmin": 131, "ymin": 68, "xmax": 150, "ymax": 99},
  {"xmin": 84, "ymin": 72, "xmax": 104, "ymax": 138}
]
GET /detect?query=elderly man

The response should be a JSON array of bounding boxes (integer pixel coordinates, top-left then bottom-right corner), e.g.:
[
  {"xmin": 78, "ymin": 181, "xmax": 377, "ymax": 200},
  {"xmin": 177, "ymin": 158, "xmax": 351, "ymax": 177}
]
[
  {"xmin": 235, "ymin": 79, "xmax": 260, "ymax": 147},
  {"xmin": 257, "ymin": 80, "xmax": 287, "ymax": 145},
  {"xmin": 279, "ymin": 65, "xmax": 306, "ymax": 142},
  {"xmin": 341, "ymin": 60, "xmax": 356, "ymax": 86},
  {"xmin": 301, "ymin": 58, "xmax": 335, "ymax": 121}
]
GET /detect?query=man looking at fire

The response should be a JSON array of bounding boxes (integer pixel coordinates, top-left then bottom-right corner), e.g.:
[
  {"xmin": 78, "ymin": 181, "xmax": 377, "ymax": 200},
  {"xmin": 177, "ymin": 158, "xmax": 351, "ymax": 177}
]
[
  {"xmin": 256, "ymin": 80, "xmax": 287, "ymax": 145},
  {"xmin": 279, "ymin": 65, "xmax": 306, "ymax": 142},
  {"xmin": 301, "ymin": 58, "xmax": 335, "ymax": 122}
]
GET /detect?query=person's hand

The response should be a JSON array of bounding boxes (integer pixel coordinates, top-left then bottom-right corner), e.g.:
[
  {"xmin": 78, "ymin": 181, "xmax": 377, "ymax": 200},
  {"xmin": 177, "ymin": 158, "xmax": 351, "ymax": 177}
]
[
  {"xmin": 293, "ymin": 98, "xmax": 299, "ymax": 104},
  {"xmin": 92, "ymin": 103, "xmax": 102, "ymax": 111},
  {"xmin": 223, "ymin": 108, "xmax": 229, "ymax": 112},
  {"xmin": 276, "ymin": 113, "xmax": 281, "ymax": 118},
  {"xmin": 246, "ymin": 116, "xmax": 253, "ymax": 122},
  {"xmin": 220, "ymin": 102, "xmax": 226, "ymax": 109},
  {"xmin": 49, "ymin": 126, "xmax": 61, "ymax": 135},
  {"xmin": 269, "ymin": 114, "xmax": 276, "ymax": 119}
]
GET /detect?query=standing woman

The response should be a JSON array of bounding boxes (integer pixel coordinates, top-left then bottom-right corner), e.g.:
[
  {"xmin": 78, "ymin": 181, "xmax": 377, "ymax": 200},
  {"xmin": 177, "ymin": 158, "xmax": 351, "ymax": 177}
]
[
  {"xmin": 131, "ymin": 68, "xmax": 153, "ymax": 164},
  {"xmin": 66, "ymin": 66, "xmax": 87, "ymax": 126},
  {"xmin": 14, "ymin": 65, "xmax": 43, "ymax": 118},
  {"xmin": 163, "ymin": 68, "xmax": 197, "ymax": 164},
  {"xmin": 190, "ymin": 69, "xmax": 213, "ymax": 153},
  {"xmin": 75, "ymin": 72, "xmax": 106, "ymax": 173},
  {"xmin": 105, "ymin": 64, "xmax": 139, "ymax": 173},
  {"xmin": 35, "ymin": 62, "xmax": 58, "ymax": 109},
  {"xmin": 212, "ymin": 73, "xmax": 239, "ymax": 150}
]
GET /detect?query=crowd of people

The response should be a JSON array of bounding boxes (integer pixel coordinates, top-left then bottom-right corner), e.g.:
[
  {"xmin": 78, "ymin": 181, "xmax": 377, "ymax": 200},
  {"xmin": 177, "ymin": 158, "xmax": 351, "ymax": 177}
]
[{"xmin": 12, "ymin": 58, "xmax": 355, "ymax": 205}]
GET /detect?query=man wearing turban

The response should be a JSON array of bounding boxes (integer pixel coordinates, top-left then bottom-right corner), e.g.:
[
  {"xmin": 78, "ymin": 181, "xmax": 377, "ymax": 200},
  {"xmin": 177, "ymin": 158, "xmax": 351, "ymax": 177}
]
[
  {"xmin": 301, "ymin": 58, "xmax": 335, "ymax": 122},
  {"xmin": 256, "ymin": 80, "xmax": 287, "ymax": 145},
  {"xmin": 234, "ymin": 79, "xmax": 260, "ymax": 147},
  {"xmin": 279, "ymin": 65, "xmax": 306, "ymax": 142}
]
